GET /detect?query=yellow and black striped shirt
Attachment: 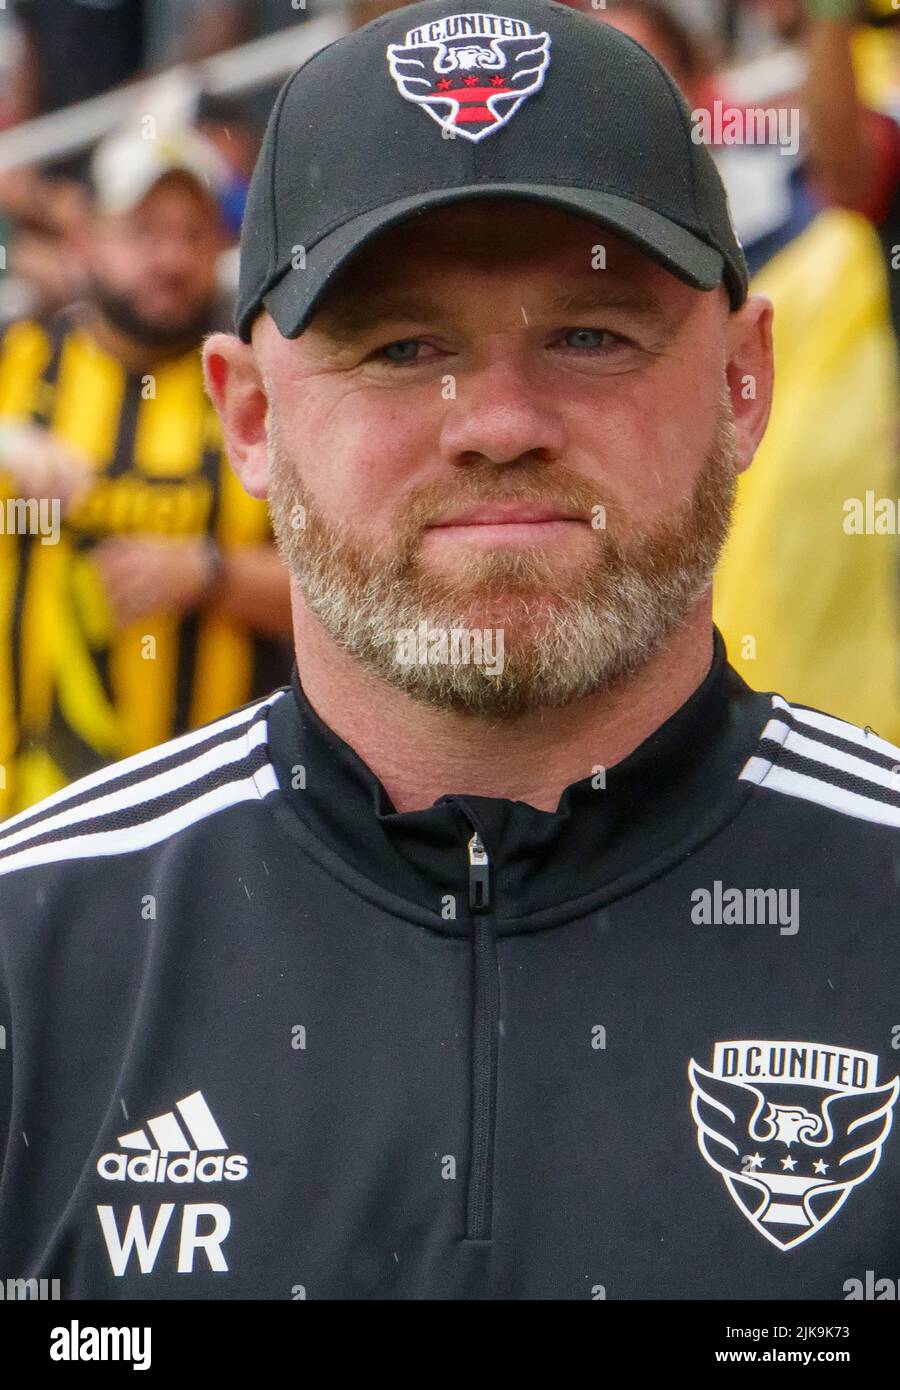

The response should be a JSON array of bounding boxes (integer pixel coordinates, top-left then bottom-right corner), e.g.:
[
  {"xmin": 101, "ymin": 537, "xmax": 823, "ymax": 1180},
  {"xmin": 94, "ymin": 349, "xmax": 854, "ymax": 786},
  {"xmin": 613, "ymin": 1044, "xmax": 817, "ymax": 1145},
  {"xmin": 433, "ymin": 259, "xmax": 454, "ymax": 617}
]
[{"xmin": 0, "ymin": 309, "xmax": 290, "ymax": 816}]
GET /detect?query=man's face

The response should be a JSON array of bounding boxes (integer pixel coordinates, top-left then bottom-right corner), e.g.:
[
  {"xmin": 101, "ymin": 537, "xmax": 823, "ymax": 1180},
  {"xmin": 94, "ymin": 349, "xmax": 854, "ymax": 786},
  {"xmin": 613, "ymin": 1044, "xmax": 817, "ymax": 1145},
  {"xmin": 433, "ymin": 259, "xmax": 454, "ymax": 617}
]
[
  {"xmin": 88, "ymin": 172, "xmax": 222, "ymax": 347},
  {"xmin": 252, "ymin": 200, "xmax": 745, "ymax": 719}
]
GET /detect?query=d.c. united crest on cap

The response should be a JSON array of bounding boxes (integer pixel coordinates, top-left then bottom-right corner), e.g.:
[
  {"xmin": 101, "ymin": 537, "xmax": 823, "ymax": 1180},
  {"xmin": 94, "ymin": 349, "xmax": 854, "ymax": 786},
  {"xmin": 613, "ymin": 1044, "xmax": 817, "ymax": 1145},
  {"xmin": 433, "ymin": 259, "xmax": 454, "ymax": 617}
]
[
  {"xmin": 386, "ymin": 12, "xmax": 551, "ymax": 143},
  {"xmin": 689, "ymin": 1039, "xmax": 899, "ymax": 1251}
]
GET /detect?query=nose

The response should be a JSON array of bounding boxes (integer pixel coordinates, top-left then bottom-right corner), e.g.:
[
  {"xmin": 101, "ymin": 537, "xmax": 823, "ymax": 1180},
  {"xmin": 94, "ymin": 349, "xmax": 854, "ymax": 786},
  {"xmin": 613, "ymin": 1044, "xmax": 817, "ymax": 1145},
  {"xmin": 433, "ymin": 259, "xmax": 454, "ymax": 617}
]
[
  {"xmin": 438, "ymin": 351, "xmax": 568, "ymax": 469},
  {"xmin": 149, "ymin": 233, "xmax": 198, "ymax": 281}
]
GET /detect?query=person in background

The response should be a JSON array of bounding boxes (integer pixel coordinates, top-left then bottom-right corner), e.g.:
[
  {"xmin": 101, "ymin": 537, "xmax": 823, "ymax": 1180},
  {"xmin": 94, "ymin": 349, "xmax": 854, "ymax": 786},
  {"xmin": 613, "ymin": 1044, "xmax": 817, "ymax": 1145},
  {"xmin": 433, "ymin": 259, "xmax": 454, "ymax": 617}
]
[
  {"xmin": 713, "ymin": 0, "xmax": 900, "ymax": 738},
  {"xmin": 167, "ymin": 0, "xmax": 315, "ymax": 60},
  {"xmin": 590, "ymin": 0, "xmax": 823, "ymax": 273},
  {"xmin": 0, "ymin": 126, "xmax": 292, "ymax": 818},
  {"xmin": 803, "ymin": 0, "xmax": 900, "ymax": 346},
  {"xmin": 584, "ymin": 0, "xmax": 716, "ymax": 109},
  {"xmin": 0, "ymin": 170, "xmax": 91, "ymax": 325},
  {"xmin": 9, "ymin": 0, "xmax": 147, "ymax": 123}
]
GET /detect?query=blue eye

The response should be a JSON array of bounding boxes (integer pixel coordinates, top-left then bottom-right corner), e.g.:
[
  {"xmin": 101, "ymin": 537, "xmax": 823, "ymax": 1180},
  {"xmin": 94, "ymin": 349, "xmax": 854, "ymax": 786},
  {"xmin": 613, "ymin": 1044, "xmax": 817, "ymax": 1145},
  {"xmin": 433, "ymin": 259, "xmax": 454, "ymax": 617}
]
[
  {"xmin": 563, "ymin": 328, "xmax": 611, "ymax": 350},
  {"xmin": 380, "ymin": 339, "xmax": 422, "ymax": 363}
]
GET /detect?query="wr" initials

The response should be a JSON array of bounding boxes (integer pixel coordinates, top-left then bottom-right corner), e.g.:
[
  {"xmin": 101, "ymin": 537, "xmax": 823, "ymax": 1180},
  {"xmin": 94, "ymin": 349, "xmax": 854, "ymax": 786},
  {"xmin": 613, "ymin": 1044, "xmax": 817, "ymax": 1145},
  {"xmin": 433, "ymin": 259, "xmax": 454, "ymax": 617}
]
[{"xmin": 96, "ymin": 1203, "xmax": 231, "ymax": 1275}]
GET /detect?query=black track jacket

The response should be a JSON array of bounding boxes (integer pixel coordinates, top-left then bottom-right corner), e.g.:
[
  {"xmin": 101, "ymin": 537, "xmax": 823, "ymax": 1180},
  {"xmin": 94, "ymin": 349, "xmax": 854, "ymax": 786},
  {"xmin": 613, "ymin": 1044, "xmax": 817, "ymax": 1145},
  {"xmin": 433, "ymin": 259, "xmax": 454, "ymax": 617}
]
[{"xmin": 1, "ymin": 626, "xmax": 899, "ymax": 1299}]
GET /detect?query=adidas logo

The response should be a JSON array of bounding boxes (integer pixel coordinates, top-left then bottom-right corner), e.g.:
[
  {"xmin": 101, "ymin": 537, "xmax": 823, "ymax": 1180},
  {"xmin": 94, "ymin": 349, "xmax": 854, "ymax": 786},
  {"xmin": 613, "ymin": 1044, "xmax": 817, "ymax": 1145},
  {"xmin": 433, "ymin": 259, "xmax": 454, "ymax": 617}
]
[{"xmin": 97, "ymin": 1090, "xmax": 248, "ymax": 1184}]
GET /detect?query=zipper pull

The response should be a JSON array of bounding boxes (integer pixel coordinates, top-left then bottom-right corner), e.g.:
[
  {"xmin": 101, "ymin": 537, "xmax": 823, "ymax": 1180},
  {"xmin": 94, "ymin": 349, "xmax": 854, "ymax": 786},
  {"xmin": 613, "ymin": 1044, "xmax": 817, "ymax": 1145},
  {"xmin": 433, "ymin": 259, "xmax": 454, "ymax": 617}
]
[{"xmin": 468, "ymin": 831, "xmax": 491, "ymax": 913}]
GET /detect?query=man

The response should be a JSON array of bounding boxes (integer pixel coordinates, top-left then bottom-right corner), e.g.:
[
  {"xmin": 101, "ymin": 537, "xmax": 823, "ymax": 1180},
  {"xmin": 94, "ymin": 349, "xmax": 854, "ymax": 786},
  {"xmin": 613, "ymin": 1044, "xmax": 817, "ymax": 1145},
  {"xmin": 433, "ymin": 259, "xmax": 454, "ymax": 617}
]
[
  {"xmin": 587, "ymin": 0, "xmax": 713, "ymax": 109},
  {"xmin": 712, "ymin": 0, "xmax": 900, "ymax": 741},
  {"xmin": 0, "ymin": 0, "xmax": 898, "ymax": 1300},
  {"xmin": 10, "ymin": 0, "xmax": 146, "ymax": 122},
  {"xmin": 0, "ymin": 125, "xmax": 291, "ymax": 815}
]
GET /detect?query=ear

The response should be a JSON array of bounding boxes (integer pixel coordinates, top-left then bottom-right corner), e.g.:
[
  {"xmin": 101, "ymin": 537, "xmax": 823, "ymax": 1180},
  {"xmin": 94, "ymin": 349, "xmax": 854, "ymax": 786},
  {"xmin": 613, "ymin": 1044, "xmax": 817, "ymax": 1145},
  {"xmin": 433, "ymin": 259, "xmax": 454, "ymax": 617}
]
[
  {"xmin": 203, "ymin": 332, "xmax": 269, "ymax": 499},
  {"xmin": 724, "ymin": 294, "xmax": 774, "ymax": 476}
]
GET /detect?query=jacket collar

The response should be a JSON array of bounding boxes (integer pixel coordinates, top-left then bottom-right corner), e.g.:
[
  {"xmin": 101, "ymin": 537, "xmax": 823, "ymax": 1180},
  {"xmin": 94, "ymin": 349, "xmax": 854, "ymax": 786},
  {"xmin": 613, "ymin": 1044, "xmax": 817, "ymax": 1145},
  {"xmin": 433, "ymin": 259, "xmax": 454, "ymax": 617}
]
[{"xmin": 266, "ymin": 626, "xmax": 773, "ymax": 929}]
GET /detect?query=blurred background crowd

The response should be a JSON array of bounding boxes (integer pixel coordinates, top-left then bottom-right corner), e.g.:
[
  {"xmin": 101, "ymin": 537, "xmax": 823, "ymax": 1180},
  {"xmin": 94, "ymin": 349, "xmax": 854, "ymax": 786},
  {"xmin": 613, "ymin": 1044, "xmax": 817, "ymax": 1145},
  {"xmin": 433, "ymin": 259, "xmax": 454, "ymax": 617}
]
[{"xmin": 0, "ymin": 0, "xmax": 899, "ymax": 818}]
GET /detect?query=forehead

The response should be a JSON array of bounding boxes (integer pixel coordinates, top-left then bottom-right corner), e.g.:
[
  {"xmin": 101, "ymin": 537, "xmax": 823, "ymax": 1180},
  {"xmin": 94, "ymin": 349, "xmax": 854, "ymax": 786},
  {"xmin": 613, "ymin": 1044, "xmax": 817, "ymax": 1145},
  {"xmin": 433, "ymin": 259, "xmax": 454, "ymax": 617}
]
[
  {"xmin": 100, "ymin": 172, "xmax": 218, "ymax": 228},
  {"xmin": 313, "ymin": 198, "xmax": 694, "ymax": 322},
  {"xmin": 145, "ymin": 173, "xmax": 218, "ymax": 214}
]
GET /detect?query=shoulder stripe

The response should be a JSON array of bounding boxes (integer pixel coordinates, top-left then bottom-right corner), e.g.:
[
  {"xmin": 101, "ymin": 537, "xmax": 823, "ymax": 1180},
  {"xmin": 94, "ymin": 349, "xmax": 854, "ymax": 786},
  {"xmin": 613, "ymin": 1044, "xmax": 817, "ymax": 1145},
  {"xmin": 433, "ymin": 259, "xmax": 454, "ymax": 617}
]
[
  {"xmin": 0, "ymin": 690, "xmax": 285, "ymax": 840},
  {"xmin": 0, "ymin": 691, "xmax": 286, "ymax": 876},
  {"xmin": 0, "ymin": 721, "xmax": 269, "ymax": 862},
  {"xmin": 741, "ymin": 698, "xmax": 900, "ymax": 828},
  {"xmin": 0, "ymin": 763, "xmax": 280, "ymax": 878},
  {"xmin": 764, "ymin": 742, "xmax": 900, "ymax": 809},
  {"xmin": 740, "ymin": 757, "xmax": 900, "ymax": 829},
  {"xmin": 765, "ymin": 713, "xmax": 900, "ymax": 776},
  {"xmin": 771, "ymin": 696, "xmax": 900, "ymax": 762},
  {"xmin": 756, "ymin": 725, "xmax": 900, "ymax": 796}
]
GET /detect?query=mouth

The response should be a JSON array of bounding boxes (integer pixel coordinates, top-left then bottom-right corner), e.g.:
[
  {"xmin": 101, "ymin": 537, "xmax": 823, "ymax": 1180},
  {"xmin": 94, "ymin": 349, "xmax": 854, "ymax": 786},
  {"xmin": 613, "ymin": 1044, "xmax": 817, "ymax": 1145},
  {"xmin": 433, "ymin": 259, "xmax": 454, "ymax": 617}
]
[{"xmin": 424, "ymin": 504, "xmax": 588, "ymax": 545}]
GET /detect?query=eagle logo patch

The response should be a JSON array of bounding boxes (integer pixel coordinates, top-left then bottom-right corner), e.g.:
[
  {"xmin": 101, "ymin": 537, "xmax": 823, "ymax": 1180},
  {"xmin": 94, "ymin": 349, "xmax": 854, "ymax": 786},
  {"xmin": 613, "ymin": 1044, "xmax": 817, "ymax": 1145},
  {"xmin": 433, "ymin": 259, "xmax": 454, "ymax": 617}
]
[
  {"xmin": 689, "ymin": 1040, "xmax": 898, "ymax": 1250},
  {"xmin": 386, "ymin": 12, "xmax": 551, "ymax": 143}
]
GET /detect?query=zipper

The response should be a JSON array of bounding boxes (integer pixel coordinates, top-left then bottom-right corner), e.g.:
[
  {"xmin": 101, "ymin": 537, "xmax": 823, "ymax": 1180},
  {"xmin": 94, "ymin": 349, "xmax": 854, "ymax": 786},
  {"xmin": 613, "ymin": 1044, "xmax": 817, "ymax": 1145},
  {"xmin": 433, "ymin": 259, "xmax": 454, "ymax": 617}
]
[
  {"xmin": 463, "ymin": 818, "xmax": 499, "ymax": 1242},
  {"xmin": 468, "ymin": 831, "xmax": 490, "ymax": 911},
  {"xmin": 433, "ymin": 794, "xmax": 501, "ymax": 1242}
]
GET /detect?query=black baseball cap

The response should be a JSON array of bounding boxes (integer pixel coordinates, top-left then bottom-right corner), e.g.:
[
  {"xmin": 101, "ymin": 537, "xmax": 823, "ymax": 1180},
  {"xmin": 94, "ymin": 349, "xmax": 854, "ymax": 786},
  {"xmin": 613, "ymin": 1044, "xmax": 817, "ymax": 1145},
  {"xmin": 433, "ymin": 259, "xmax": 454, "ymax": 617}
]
[{"xmin": 235, "ymin": 0, "xmax": 748, "ymax": 342}]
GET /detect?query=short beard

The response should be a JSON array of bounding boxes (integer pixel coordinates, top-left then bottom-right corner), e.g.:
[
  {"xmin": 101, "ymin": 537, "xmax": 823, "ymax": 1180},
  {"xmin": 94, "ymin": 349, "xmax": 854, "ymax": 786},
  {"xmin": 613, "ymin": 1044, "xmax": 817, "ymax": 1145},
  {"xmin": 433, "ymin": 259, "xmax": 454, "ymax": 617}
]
[
  {"xmin": 267, "ymin": 396, "xmax": 738, "ymax": 720},
  {"xmin": 90, "ymin": 279, "xmax": 216, "ymax": 351}
]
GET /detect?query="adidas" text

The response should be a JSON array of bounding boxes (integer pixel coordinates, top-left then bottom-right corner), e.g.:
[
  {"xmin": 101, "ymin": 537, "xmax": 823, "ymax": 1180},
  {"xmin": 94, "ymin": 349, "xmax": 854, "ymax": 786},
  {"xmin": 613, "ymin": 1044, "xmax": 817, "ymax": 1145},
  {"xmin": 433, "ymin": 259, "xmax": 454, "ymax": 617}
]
[{"xmin": 97, "ymin": 1151, "xmax": 248, "ymax": 1183}]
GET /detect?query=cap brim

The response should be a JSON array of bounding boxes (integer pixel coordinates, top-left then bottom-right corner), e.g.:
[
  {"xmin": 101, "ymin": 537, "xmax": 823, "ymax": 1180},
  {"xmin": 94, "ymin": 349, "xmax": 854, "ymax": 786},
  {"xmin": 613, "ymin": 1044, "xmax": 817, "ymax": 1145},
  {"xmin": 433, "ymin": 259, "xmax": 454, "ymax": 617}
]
[
  {"xmin": 96, "ymin": 162, "xmax": 220, "ymax": 218},
  {"xmin": 253, "ymin": 183, "xmax": 728, "ymax": 341}
]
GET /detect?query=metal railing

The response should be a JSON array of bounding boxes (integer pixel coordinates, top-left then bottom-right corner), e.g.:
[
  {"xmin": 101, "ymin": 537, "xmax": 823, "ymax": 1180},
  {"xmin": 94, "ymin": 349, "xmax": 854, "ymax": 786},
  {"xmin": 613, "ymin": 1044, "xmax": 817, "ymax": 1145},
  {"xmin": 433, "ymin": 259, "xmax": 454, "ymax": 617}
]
[{"xmin": 0, "ymin": 11, "xmax": 351, "ymax": 173}]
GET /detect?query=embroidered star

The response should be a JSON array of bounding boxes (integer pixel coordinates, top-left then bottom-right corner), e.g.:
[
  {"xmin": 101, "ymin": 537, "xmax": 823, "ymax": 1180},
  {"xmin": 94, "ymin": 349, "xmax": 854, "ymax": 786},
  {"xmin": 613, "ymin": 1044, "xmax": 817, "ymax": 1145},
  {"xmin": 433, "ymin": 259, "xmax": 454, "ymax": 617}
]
[
  {"xmin": 746, "ymin": 1153, "xmax": 765, "ymax": 1170},
  {"xmin": 781, "ymin": 1155, "xmax": 797, "ymax": 1171},
  {"xmin": 813, "ymin": 1159, "xmax": 829, "ymax": 1175},
  {"xmin": 490, "ymin": 75, "xmax": 505, "ymax": 86},
  {"xmin": 464, "ymin": 74, "xmax": 479, "ymax": 85},
  {"xmin": 437, "ymin": 78, "xmax": 453, "ymax": 90}
]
